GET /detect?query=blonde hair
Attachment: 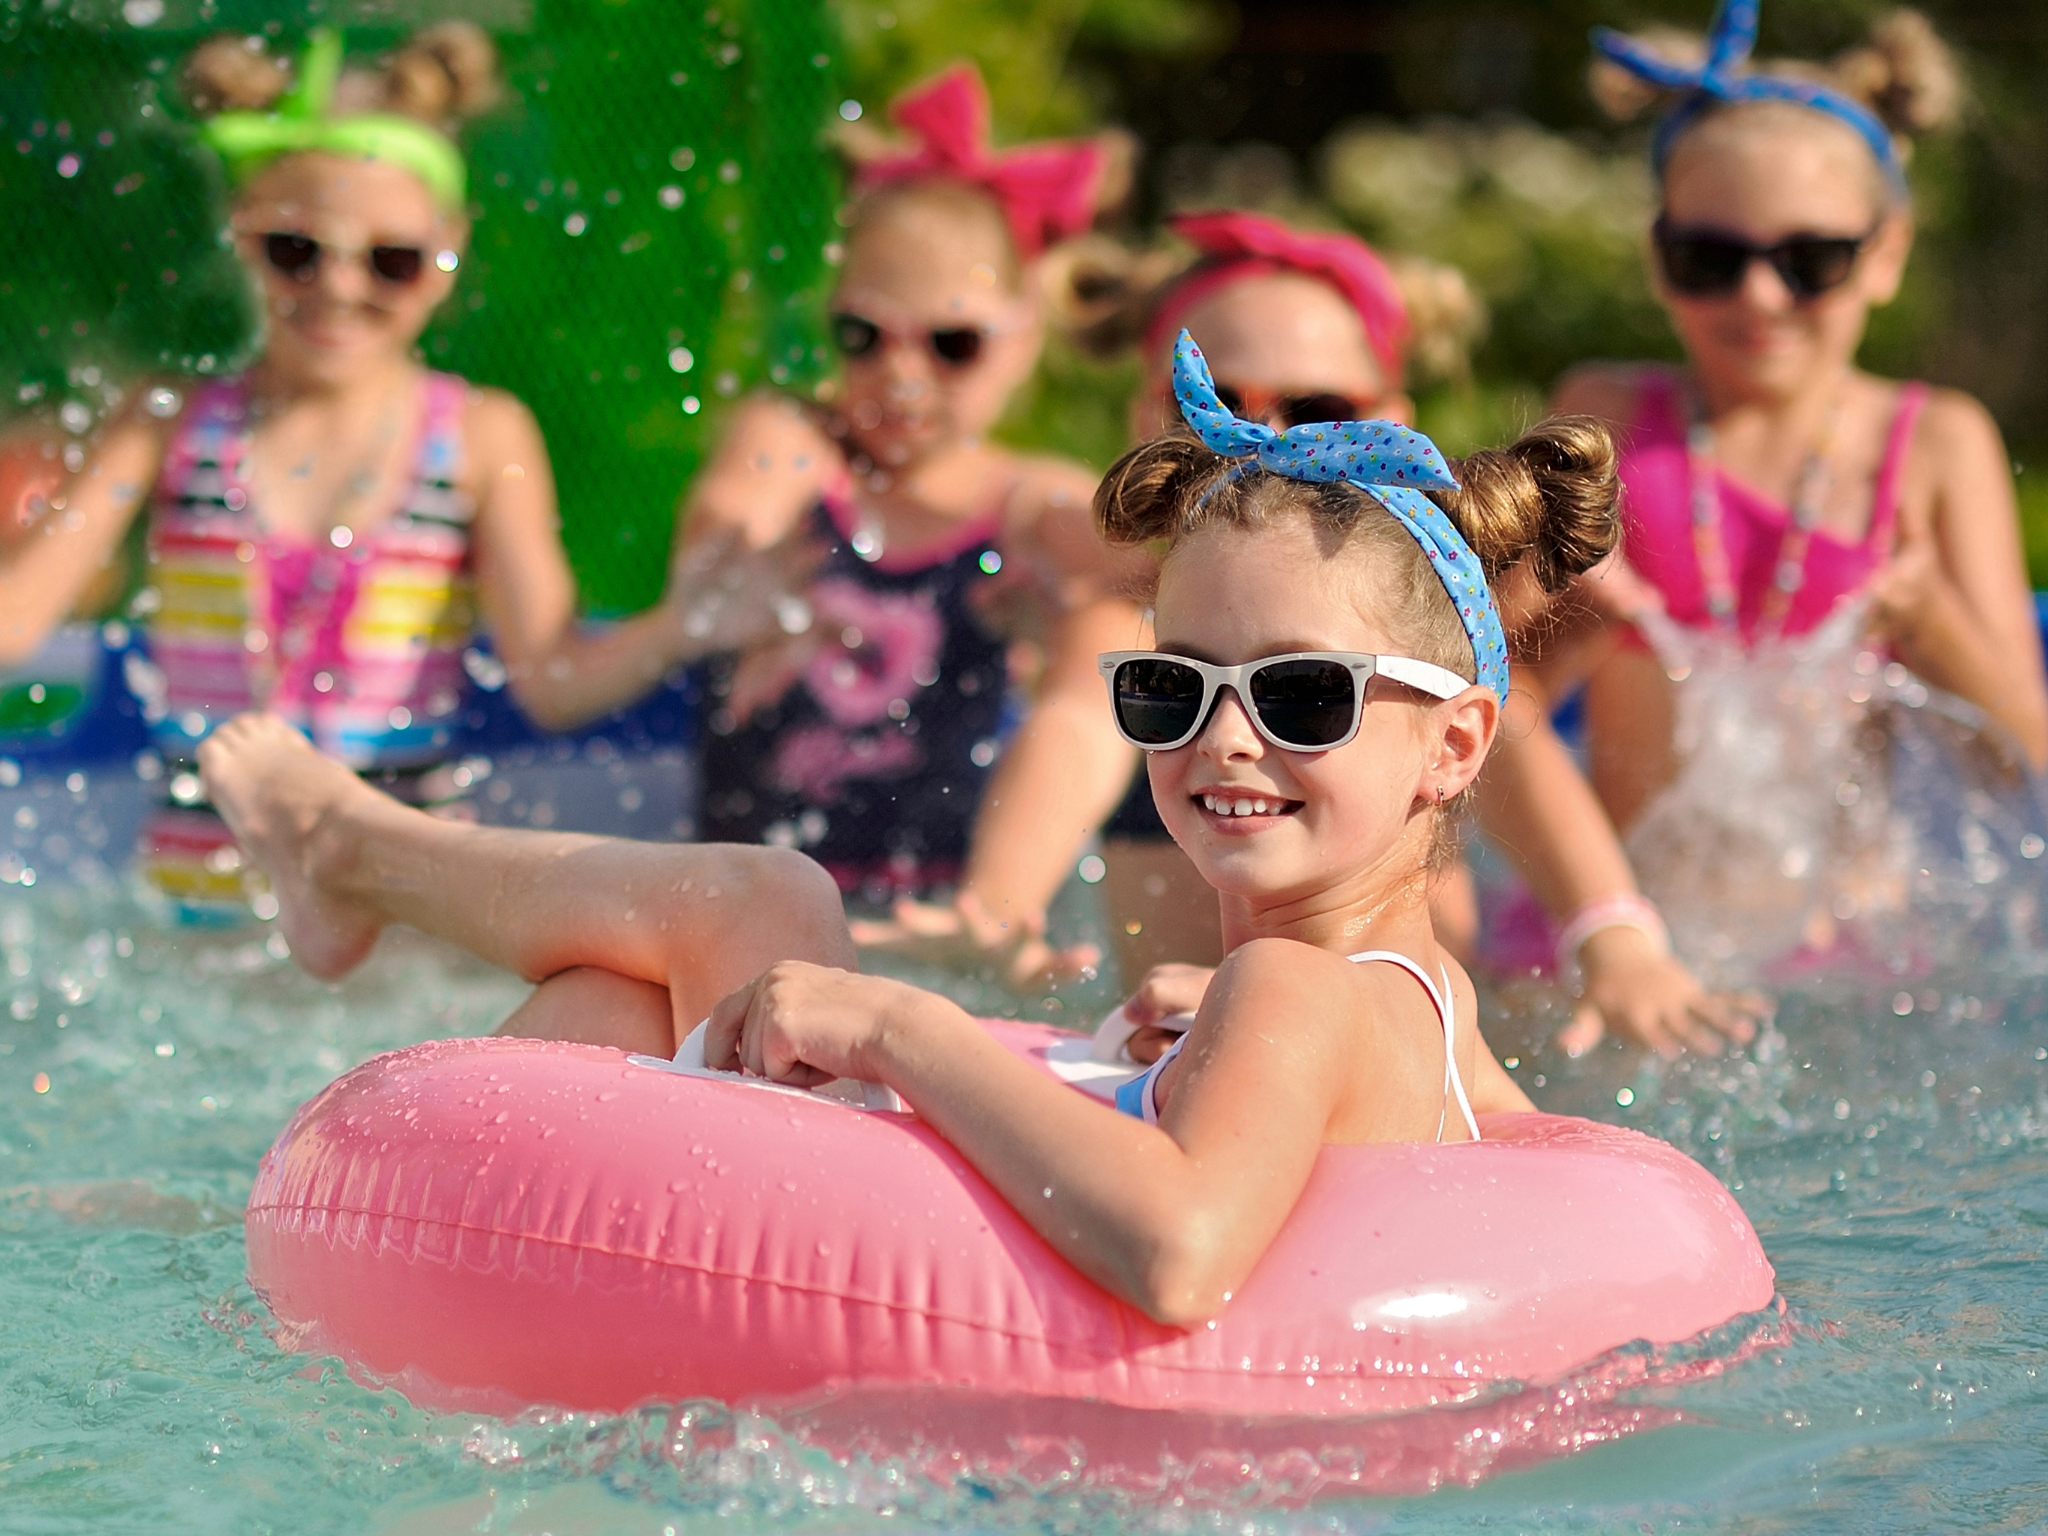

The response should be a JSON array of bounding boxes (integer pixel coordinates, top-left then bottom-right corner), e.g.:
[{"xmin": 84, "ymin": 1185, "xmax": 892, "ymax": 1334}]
[
  {"xmin": 1039, "ymin": 233, "xmax": 1486, "ymax": 385},
  {"xmin": 183, "ymin": 22, "xmax": 501, "ymax": 130},
  {"xmin": 1592, "ymin": 7, "xmax": 1960, "ymax": 197}
]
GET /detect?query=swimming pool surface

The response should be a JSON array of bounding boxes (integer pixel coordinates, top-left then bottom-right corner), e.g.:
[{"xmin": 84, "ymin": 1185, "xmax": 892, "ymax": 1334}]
[{"xmin": 4, "ymin": 773, "xmax": 2046, "ymax": 1532}]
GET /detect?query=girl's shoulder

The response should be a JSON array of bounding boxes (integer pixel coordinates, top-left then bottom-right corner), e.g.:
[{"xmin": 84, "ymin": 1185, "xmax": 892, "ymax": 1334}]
[
  {"xmin": 1208, "ymin": 937, "xmax": 1423, "ymax": 1038},
  {"xmin": 457, "ymin": 383, "xmax": 550, "ymax": 482},
  {"xmin": 1550, "ymin": 361, "xmax": 1677, "ymax": 430},
  {"xmin": 984, "ymin": 448, "xmax": 1131, "ymax": 584},
  {"xmin": 721, "ymin": 390, "xmax": 838, "ymax": 451},
  {"xmin": 1887, "ymin": 377, "xmax": 2013, "ymax": 518}
]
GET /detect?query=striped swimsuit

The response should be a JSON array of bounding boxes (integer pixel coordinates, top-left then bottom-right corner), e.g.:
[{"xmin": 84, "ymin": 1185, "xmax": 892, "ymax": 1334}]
[{"xmin": 139, "ymin": 372, "xmax": 477, "ymax": 915}]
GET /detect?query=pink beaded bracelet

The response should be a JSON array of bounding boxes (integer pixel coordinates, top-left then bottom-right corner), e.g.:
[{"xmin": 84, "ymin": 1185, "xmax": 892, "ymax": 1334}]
[{"xmin": 1555, "ymin": 894, "xmax": 1670, "ymax": 985}]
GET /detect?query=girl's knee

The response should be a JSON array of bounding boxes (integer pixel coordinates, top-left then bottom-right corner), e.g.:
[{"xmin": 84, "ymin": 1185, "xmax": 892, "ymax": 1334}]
[
  {"xmin": 731, "ymin": 846, "xmax": 854, "ymax": 962},
  {"xmin": 674, "ymin": 844, "xmax": 853, "ymax": 973}
]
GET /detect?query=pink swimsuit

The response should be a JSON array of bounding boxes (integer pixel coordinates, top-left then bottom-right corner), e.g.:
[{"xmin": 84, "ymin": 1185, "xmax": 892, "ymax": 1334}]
[{"xmin": 1619, "ymin": 368, "xmax": 1929, "ymax": 643}]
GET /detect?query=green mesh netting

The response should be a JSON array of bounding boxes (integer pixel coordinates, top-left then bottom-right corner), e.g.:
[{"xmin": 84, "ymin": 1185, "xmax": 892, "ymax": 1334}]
[{"xmin": 0, "ymin": 0, "xmax": 841, "ymax": 616}]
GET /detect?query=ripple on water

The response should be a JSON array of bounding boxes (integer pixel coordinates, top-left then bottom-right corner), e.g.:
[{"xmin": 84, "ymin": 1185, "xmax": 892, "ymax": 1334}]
[{"xmin": 3, "ymin": 876, "xmax": 2047, "ymax": 1531}]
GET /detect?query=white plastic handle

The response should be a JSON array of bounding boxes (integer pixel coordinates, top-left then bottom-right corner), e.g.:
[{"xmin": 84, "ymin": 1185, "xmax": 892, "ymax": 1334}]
[
  {"xmin": 1089, "ymin": 1005, "xmax": 1197, "ymax": 1064},
  {"xmin": 629, "ymin": 1021, "xmax": 903, "ymax": 1112}
]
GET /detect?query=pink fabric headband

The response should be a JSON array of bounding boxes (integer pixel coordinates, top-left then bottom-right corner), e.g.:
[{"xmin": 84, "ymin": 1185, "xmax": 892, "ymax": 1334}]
[
  {"xmin": 853, "ymin": 64, "xmax": 1106, "ymax": 259},
  {"xmin": 1145, "ymin": 211, "xmax": 1413, "ymax": 380}
]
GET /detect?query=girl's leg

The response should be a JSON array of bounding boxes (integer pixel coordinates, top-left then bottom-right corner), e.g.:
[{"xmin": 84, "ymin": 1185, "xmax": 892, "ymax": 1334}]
[
  {"xmin": 497, "ymin": 966, "xmax": 675, "ymax": 1054},
  {"xmin": 197, "ymin": 714, "xmax": 854, "ymax": 1048}
]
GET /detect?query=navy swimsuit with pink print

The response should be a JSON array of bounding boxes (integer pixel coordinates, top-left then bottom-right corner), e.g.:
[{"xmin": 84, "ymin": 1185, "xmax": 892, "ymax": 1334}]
[{"xmin": 697, "ymin": 498, "xmax": 1010, "ymax": 899}]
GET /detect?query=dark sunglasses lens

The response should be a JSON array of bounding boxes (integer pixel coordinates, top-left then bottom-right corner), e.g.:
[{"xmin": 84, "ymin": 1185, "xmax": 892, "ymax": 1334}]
[
  {"xmin": 369, "ymin": 245, "xmax": 425, "ymax": 284},
  {"xmin": 832, "ymin": 313, "xmax": 882, "ymax": 357},
  {"xmin": 929, "ymin": 327, "xmax": 984, "ymax": 366},
  {"xmin": 1278, "ymin": 393, "xmax": 1363, "ymax": 428},
  {"xmin": 1658, "ymin": 235, "xmax": 1748, "ymax": 296},
  {"xmin": 1248, "ymin": 659, "xmax": 1356, "ymax": 747},
  {"xmin": 1213, "ymin": 384, "xmax": 1248, "ymax": 416},
  {"xmin": 1113, "ymin": 658, "xmax": 1207, "ymax": 746},
  {"xmin": 264, "ymin": 232, "xmax": 320, "ymax": 280},
  {"xmin": 1775, "ymin": 238, "xmax": 1862, "ymax": 299}
]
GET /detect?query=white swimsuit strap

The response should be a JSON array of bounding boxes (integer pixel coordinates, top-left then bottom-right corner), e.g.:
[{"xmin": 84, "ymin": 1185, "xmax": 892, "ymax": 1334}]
[
  {"xmin": 1345, "ymin": 950, "xmax": 1482, "ymax": 1143},
  {"xmin": 1139, "ymin": 1032, "xmax": 1188, "ymax": 1125}
]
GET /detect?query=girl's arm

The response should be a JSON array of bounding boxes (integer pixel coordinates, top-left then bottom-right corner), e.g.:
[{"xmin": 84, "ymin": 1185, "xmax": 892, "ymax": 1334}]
[
  {"xmin": 962, "ymin": 460, "xmax": 1149, "ymax": 927},
  {"xmin": 465, "ymin": 391, "xmax": 817, "ymax": 731},
  {"xmin": 0, "ymin": 406, "xmax": 168, "ymax": 667},
  {"xmin": 851, "ymin": 458, "xmax": 1145, "ymax": 985},
  {"xmin": 709, "ymin": 941, "xmax": 1357, "ymax": 1325},
  {"xmin": 1474, "ymin": 694, "xmax": 1761, "ymax": 1057},
  {"xmin": 1871, "ymin": 390, "xmax": 2048, "ymax": 769},
  {"xmin": 1469, "ymin": 365, "xmax": 1766, "ymax": 1057}
]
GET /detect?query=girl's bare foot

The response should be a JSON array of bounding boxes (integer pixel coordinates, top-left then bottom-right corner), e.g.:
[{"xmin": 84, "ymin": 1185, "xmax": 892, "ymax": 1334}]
[{"xmin": 196, "ymin": 714, "xmax": 385, "ymax": 979}]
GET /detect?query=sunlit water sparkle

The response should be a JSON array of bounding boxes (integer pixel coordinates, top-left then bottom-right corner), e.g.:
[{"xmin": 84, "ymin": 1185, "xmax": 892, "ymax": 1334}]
[{"xmin": 3, "ymin": 804, "xmax": 2046, "ymax": 1531}]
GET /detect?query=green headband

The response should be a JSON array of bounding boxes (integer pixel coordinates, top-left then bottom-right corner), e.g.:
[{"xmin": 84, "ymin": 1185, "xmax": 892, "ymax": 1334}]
[{"xmin": 198, "ymin": 30, "xmax": 468, "ymax": 212}]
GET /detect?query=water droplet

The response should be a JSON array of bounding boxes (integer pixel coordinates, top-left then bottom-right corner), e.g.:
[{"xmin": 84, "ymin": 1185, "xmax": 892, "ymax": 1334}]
[
  {"xmin": 564, "ymin": 212, "xmax": 588, "ymax": 237},
  {"xmin": 1077, "ymin": 854, "xmax": 1106, "ymax": 884},
  {"xmin": 1615, "ymin": 1086, "xmax": 1635, "ymax": 1107},
  {"xmin": 839, "ymin": 100, "xmax": 863, "ymax": 121}
]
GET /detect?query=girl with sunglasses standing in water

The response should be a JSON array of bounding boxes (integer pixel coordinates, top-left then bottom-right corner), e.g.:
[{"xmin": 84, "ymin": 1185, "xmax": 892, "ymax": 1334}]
[
  {"xmin": 1480, "ymin": 3, "xmax": 2047, "ymax": 1054},
  {"xmin": 193, "ymin": 332, "xmax": 1611, "ymax": 1317},
  {"xmin": 0, "ymin": 27, "xmax": 775, "ymax": 916},
  {"xmin": 671, "ymin": 66, "xmax": 1143, "ymax": 985}
]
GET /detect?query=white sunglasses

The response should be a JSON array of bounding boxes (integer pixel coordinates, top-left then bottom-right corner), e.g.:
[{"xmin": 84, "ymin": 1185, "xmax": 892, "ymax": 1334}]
[{"xmin": 1098, "ymin": 650, "xmax": 1471, "ymax": 753}]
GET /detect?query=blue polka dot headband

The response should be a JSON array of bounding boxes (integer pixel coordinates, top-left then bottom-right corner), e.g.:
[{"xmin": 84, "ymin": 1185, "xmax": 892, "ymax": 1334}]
[
  {"xmin": 1171, "ymin": 329, "xmax": 1509, "ymax": 699},
  {"xmin": 1593, "ymin": 0, "xmax": 1906, "ymax": 197}
]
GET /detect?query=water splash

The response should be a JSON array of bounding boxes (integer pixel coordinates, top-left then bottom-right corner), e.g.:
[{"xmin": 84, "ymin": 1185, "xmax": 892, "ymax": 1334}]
[{"xmin": 1626, "ymin": 599, "xmax": 2048, "ymax": 989}]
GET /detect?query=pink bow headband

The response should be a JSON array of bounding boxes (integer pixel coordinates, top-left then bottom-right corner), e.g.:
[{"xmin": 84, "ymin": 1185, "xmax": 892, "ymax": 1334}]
[
  {"xmin": 853, "ymin": 64, "xmax": 1106, "ymax": 259},
  {"xmin": 1145, "ymin": 211, "xmax": 1413, "ymax": 380}
]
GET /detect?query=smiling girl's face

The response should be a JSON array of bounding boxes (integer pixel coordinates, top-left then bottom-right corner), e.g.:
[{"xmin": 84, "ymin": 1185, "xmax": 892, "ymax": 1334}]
[
  {"xmin": 1145, "ymin": 518, "xmax": 1451, "ymax": 912},
  {"xmin": 233, "ymin": 153, "xmax": 464, "ymax": 388},
  {"xmin": 830, "ymin": 187, "xmax": 1042, "ymax": 470},
  {"xmin": 1657, "ymin": 107, "xmax": 1911, "ymax": 403}
]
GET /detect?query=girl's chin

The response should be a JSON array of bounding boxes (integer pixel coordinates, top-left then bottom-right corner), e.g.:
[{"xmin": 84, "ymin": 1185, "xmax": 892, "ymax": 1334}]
[{"xmin": 277, "ymin": 328, "xmax": 400, "ymax": 366}]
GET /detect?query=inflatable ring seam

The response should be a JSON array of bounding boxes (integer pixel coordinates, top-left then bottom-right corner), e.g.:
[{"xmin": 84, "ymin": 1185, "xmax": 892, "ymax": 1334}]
[{"xmin": 254, "ymin": 1197, "xmax": 1193, "ymax": 1357}]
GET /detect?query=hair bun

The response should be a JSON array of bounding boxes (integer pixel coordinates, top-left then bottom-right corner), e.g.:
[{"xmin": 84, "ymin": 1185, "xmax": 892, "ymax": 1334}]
[
  {"xmin": 1588, "ymin": 27, "xmax": 1704, "ymax": 122},
  {"xmin": 384, "ymin": 21, "xmax": 501, "ymax": 126},
  {"xmin": 1436, "ymin": 416, "xmax": 1619, "ymax": 592},
  {"xmin": 1387, "ymin": 255, "xmax": 1486, "ymax": 385},
  {"xmin": 1831, "ymin": 8, "xmax": 1961, "ymax": 136},
  {"xmin": 182, "ymin": 34, "xmax": 292, "ymax": 116},
  {"xmin": 1038, "ymin": 235, "xmax": 1191, "ymax": 358}
]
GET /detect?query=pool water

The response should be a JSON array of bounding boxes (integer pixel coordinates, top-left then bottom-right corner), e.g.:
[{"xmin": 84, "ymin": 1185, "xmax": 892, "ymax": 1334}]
[{"xmin": 4, "ymin": 792, "xmax": 2047, "ymax": 1531}]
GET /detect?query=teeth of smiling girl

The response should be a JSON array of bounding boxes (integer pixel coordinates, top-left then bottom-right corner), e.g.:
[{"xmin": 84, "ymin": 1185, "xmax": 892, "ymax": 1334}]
[{"xmin": 1203, "ymin": 794, "xmax": 1275, "ymax": 817}]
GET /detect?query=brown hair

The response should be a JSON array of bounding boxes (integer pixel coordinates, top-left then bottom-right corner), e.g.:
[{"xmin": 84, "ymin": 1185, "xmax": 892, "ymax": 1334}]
[
  {"xmin": 183, "ymin": 22, "xmax": 501, "ymax": 129},
  {"xmin": 1039, "ymin": 233, "xmax": 1487, "ymax": 385},
  {"xmin": 843, "ymin": 178, "xmax": 1027, "ymax": 292}
]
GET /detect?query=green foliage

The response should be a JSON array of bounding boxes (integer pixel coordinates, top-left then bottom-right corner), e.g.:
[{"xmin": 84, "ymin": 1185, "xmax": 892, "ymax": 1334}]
[
  {"xmin": 829, "ymin": 0, "xmax": 1226, "ymax": 134},
  {"xmin": 0, "ymin": 0, "xmax": 841, "ymax": 616},
  {"xmin": 993, "ymin": 334, "xmax": 1141, "ymax": 473}
]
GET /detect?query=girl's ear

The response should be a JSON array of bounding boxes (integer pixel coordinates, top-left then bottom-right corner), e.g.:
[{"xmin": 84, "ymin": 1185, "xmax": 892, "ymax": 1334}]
[
  {"xmin": 1859, "ymin": 211, "xmax": 1914, "ymax": 307},
  {"xmin": 1429, "ymin": 687, "xmax": 1501, "ymax": 802}
]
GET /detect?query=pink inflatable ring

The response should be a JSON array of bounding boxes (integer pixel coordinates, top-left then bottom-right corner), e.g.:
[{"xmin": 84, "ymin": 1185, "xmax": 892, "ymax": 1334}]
[{"xmin": 247, "ymin": 1025, "xmax": 1775, "ymax": 1485}]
